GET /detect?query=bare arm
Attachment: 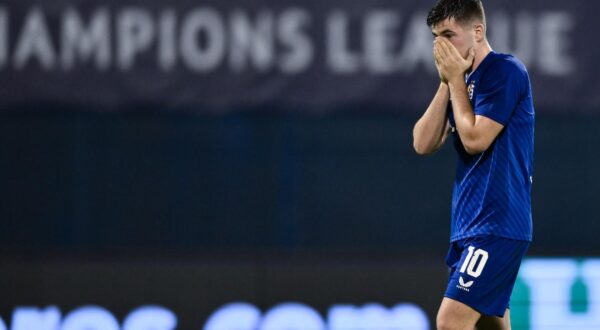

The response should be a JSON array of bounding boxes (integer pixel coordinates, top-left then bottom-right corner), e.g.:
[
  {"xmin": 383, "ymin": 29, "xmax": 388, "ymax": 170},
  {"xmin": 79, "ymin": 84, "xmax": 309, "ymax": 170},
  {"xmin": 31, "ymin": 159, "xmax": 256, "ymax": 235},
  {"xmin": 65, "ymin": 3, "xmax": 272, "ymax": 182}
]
[
  {"xmin": 413, "ymin": 83, "xmax": 452, "ymax": 155},
  {"xmin": 434, "ymin": 38, "xmax": 503, "ymax": 155},
  {"xmin": 447, "ymin": 79, "xmax": 504, "ymax": 155}
]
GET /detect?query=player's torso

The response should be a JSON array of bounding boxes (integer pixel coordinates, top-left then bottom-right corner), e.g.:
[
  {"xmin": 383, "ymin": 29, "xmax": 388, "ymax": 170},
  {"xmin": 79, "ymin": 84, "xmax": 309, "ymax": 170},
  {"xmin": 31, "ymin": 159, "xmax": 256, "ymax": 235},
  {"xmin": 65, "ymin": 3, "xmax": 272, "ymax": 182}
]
[{"xmin": 447, "ymin": 52, "xmax": 535, "ymax": 242}]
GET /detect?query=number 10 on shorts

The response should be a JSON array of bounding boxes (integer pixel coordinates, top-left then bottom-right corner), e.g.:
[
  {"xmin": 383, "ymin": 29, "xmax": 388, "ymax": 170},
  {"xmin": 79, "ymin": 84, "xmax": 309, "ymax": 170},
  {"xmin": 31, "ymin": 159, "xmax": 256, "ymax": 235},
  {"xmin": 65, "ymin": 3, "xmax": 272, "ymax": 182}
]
[{"xmin": 460, "ymin": 246, "xmax": 489, "ymax": 278}]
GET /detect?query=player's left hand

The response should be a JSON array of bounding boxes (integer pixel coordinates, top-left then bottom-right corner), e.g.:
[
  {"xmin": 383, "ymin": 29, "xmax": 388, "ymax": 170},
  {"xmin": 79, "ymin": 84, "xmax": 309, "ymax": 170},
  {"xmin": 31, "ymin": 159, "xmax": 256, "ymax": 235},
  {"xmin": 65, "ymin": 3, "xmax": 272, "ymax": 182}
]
[{"xmin": 434, "ymin": 38, "xmax": 474, "ymax": 84}]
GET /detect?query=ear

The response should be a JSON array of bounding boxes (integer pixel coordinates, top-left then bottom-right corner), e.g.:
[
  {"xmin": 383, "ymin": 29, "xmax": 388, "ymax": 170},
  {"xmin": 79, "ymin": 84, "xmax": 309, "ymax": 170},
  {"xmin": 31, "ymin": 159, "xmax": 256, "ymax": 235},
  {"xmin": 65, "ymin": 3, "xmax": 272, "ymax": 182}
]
[{"xmin": 473, "ymin": 23, "xmax": 485, "ymax": 42}]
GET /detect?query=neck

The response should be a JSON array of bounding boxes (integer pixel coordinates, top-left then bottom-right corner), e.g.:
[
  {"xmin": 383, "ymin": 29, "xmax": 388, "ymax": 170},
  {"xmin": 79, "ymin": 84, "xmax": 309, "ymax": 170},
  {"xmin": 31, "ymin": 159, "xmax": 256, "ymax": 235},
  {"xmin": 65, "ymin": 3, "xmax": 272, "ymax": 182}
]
[{"xmin": 471, "ymin": 41, "xmax": 493, "ymax": 73}]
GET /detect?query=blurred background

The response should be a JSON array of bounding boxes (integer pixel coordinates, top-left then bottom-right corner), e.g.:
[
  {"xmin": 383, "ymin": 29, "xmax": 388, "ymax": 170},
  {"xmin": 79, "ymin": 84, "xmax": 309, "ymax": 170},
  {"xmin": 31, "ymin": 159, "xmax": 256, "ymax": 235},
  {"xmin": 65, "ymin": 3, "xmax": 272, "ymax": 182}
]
[{"xmin": 0, "ymin": 0, "xmax": 599, "ymax": 329}]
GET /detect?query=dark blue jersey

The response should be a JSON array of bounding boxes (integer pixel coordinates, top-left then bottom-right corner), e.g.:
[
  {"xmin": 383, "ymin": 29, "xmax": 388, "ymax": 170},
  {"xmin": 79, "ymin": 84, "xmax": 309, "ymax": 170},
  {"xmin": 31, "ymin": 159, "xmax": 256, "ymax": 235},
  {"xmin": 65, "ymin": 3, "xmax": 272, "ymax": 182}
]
[{"xmin": 448, "ymin": 51, "xmax": 534, "ymax": 242}]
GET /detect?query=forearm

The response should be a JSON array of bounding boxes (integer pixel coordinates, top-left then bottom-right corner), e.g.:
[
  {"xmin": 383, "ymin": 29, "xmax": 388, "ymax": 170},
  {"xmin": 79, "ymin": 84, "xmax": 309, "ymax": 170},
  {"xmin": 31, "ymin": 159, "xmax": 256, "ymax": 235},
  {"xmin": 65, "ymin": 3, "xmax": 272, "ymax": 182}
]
[
  {"xmin": 448, "ymin": 79, "xmax": 476, "ymax": 130},
  {"xmin": 448, "ymin": 79, "xmax": 482, "ymax": 154},
  {"xmin": 413, "ymin": 83, "xmax": 450, "ymax": 155}
]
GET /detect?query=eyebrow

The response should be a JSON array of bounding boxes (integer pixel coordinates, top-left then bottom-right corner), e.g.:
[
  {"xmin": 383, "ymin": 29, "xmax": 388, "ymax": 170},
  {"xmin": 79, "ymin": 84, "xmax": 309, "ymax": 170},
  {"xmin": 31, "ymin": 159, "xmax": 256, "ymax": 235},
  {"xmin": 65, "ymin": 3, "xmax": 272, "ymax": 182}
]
[{"xmin": 432, "ymin": 29, "xmax": 456, "ymax": 37}]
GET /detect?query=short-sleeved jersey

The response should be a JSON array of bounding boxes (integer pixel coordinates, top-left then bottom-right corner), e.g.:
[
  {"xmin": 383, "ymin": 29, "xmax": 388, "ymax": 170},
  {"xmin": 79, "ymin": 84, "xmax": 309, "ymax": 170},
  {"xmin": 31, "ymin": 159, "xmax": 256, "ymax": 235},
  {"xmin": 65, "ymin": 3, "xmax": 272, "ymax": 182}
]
[{"xmin": 447, "ymin": 51, "xmax": 534, "ymax": 242}]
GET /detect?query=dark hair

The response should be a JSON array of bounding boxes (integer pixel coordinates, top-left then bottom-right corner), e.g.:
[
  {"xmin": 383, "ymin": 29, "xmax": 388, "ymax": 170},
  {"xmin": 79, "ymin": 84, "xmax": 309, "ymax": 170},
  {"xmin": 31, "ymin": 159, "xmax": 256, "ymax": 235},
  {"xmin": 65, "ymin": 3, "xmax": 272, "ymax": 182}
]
[{"xmin": 426, "ymin": 0, "xmax": 486, "ymax": 28}]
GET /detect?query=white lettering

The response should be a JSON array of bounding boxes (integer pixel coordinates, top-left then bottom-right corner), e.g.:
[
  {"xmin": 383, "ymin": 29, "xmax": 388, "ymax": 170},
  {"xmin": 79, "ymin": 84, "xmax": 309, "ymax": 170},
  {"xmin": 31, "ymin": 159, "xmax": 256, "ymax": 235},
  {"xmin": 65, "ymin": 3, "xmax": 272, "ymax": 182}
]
[
  {"xmin": 61, "ymin": 306, "xmax": 119, "ymax": 330},
  {"xmin": 327, "ymin": 11, "xmax": 360, "ymax": 74},
  {"xmin": 460, "ymin": 246, "xmax": 475, "ymax": 274},
  {"xmin": 459, "ymin": 246, "xmax": 488, "ymax": 278},
  {"xmin": 328, "ymin": 303, "xmax": 429, "ymax": 330},
  {"xmin": 467, "ymin": 249, "xmax": 488, "ymax": 278},
  {"xmin": 117, "ymin": 8, "xmax": 155, "ymax": 70},
  {"xmin": 122, "ymin": 306, "xmax": 177, "ymax": 330},
  {"xmin": 488, "ymin": 12, "xmax": 536, "ymax": 68},
  {"xmin": 230, "ymin": 10, "xmax": 275, "ymax": 72},
  {"xmin": 13, "ymin": 8, "xmax": 56, "ymax": 70},
  {"xmin": 180, "ymin": 8, "xmax": 225, "ymax": 72},
  {"xmin": 61, "ymin": 8, "xmax": 111, "ymax": 70},
  {"xmin": 0, "ymin": 8, "xmax": 580, "ymax": 79},
  {"xmin": 11, "ymin": 307, "xmax": 60, "ymax": 330},
  {"xmin": 1, "ymin": 302, "xmax": 433, "ymax": 330},
  {"xmin": 398, "ymin": 12, "xmax": 435, "ymax": 74},
  {"xmin": 158, "ymin": 10, "xmax": 177, "ymax": 71},
  {"xmin": 513, "ymin": 12, "xmax": 536, "ymax": 68},
  {"xmin": 204, "ymin": 303, "xmax": 261, "ymax": 330},
  {"xmin": 278, "ymin": 9, "xmax": 313, "ymax": 74},
  {"xmin": 364, "ymin": 11, "xmax": 399, "ymax": 73},
  {"xmin": 0, "ymin": 7, "xmax": 7, "ymax": 68},
  {"xmin": 489, "ymin": 12, "xmax": 511, "ymax": 58},
  {"xmin": 539, "ymin": 12, "xmax": 575, "ymax": 76},
  {"xmin": 260, "ymin": 303, "xmax": 325, "ymax": 330}
]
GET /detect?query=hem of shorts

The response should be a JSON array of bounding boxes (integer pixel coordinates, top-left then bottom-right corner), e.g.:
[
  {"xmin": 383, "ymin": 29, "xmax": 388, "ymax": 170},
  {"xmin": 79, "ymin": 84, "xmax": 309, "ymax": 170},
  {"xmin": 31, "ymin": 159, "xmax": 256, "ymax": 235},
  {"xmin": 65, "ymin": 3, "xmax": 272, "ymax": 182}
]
[
  {"xmin": 443, "ymin": 293, "xmax": 506, "ymax": 318},
  {"xmin": 450, "ymin": 232, "xmax": 532, "ymax": 243}
]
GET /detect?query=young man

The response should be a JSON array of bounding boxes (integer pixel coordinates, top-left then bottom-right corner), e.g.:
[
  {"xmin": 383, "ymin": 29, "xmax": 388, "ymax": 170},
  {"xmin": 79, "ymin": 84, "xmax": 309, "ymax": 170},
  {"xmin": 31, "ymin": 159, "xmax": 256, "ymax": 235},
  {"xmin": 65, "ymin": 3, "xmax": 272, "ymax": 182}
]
[{"xmin": 412, "ymin": 0, "xmax": 534, "ymax": 329}]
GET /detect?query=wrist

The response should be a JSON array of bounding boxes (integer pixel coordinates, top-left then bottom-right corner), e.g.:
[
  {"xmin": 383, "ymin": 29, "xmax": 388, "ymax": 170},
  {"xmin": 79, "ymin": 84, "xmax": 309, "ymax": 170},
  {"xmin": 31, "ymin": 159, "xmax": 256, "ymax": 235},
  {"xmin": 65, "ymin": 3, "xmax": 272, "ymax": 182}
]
[
  {"xmin": 447, "ymin": 77, "xmax": 465, "ymax": 88},
  {"xmin": 448, "ymin": 78, "xmax": 467, "ymax": 90}
]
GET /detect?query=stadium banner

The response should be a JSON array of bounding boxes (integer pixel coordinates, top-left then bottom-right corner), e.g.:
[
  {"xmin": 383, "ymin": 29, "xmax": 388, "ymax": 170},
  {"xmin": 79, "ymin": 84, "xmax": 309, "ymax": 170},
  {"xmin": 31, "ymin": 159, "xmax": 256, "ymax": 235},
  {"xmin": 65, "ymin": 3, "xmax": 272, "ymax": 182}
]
[
  {"xmin": 0, "ymin": 258, "xmax": 598, "ymax": 330},
  {"xmin": 0, "ymin": 0, "xmax": 596, "ymax": 114}
]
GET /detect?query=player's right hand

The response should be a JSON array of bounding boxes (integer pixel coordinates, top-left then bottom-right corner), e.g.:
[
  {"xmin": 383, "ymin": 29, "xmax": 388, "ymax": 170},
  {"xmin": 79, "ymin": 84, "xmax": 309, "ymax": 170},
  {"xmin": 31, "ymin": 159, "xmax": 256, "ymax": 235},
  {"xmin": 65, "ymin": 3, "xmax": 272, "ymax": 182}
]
[{"xmin": 433, "ymin": 43, "xmax": 448, "ymax": 84}]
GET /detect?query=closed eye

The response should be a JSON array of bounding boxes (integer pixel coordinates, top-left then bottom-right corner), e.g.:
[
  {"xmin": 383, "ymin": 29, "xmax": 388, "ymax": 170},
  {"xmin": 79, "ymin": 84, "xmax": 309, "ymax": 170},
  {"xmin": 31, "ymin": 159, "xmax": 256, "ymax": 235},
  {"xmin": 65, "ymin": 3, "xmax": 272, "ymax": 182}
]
[{"xmin": 432, "ymin": 29, "xmax": 456, "ymax": 39}]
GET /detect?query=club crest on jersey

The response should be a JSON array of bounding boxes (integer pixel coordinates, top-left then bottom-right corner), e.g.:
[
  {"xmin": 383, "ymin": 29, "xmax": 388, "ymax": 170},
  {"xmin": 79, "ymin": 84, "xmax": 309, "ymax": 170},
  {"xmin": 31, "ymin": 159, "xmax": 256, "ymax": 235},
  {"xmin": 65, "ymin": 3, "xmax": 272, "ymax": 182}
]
[{"xmin": 468, "ymin": 81, "xmax": 475, "ymax": 100}]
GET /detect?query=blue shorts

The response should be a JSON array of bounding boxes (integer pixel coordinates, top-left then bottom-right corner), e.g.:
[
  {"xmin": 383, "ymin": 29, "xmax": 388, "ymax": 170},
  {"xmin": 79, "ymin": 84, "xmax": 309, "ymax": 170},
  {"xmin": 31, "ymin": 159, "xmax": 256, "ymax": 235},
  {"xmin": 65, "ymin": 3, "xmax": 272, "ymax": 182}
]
[{"xmin": 444, "ymin": 235, "xmax": 529, "ymax": 317}]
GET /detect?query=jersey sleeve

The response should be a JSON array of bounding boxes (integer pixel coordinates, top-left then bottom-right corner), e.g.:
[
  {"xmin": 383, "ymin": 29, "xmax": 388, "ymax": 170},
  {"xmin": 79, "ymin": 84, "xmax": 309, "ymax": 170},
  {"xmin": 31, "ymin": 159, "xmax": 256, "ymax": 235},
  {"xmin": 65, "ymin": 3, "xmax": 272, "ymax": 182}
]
[{"xmin": 474, "ymin": 60, "xmax": 526, "ymax": 126}]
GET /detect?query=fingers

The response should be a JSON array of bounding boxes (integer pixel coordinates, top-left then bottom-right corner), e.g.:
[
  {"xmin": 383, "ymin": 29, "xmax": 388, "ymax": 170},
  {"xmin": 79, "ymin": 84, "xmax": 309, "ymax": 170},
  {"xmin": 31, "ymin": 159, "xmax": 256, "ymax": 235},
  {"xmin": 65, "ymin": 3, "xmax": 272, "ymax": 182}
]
[
  {"xmin": 438, "ymin": 38, "xmax": 459, "ymax": 61},
  {"xmin": 435, "ymin": 39, "xmax": 451, "ymax": 61},
  {"xmin": 433, "ymin": 42, "xmax": 447, "ymax": 83},
  {"xmin": 434, "ymin": 40, "xmax": 449, "ymax": 67},
  {"xmin": 437, "ymin": 39, "xmax": 475, "ymax": 71},
  {"xmin": 433, "ymin": 44, "xmax": 442, "ymax": 65},
  {"xmin": 434, "ymin": 38, "xmax": 472, "ymax": 82},
  {"xmin": 466, "ymin": 47, "xmax": 475, "ymax": 64}
]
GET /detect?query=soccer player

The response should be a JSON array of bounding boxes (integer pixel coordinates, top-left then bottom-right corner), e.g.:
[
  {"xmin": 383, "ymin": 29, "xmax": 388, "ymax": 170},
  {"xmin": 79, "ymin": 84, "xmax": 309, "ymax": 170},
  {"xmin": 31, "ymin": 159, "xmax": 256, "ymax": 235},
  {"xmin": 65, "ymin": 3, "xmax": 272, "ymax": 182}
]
[{"xmin": 412, "ymin": 0, "xmax": 534, "ymax": 329}]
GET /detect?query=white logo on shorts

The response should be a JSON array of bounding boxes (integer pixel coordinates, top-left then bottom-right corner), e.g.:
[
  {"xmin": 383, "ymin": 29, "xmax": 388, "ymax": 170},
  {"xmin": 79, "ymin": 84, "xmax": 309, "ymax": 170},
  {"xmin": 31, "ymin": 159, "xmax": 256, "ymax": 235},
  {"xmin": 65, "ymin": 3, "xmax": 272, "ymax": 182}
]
[{"xmin": 459, "ymin": 276, "xmax": 474, "ymax": 288}]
